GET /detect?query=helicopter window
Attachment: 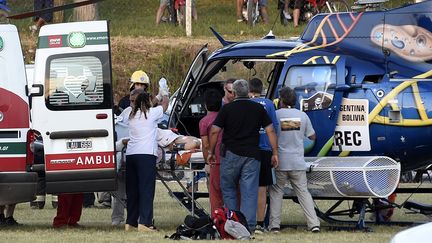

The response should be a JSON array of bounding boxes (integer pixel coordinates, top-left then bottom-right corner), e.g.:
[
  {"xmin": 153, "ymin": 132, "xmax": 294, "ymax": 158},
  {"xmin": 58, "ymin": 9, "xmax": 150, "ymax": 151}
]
[
  {"xmin": 45, "ymin": 52, "xmax": 111, "ymax": 111},
  {"xmin": 284, "ymin": 65, "xmax": 336, "ymax": 111},
  {"xmin": 209, "ymin": 59, "xmax": 283, "ymax": 95},
  {"xmin": 362, "ymin": 74, "xmax": 384, "ymax": 84}
]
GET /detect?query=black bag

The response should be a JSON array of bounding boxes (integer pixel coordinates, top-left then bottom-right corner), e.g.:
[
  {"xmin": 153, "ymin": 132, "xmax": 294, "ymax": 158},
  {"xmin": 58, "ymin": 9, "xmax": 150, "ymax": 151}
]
[{"xmin": 168, "ymin": 215, "xmax": 219, "ymax": 240}]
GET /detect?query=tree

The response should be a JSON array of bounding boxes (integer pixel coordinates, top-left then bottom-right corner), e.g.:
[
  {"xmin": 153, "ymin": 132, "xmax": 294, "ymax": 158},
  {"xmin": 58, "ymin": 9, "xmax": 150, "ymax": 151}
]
[{"xmin": 73, "ymin": 0, "xmax": 98, "ymax": 21}]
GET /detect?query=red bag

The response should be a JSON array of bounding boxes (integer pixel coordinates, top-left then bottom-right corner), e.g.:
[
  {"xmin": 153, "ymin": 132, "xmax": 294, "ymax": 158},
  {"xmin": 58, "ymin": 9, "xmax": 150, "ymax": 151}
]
[{"xmin": 212, "ymin": 207, "xmax": 250, "ymax": 239}]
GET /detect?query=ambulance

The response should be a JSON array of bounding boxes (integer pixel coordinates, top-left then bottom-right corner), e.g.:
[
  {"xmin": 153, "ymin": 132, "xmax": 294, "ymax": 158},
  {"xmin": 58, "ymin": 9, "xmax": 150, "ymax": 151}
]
[{"xmin": 0, "ymin": 21, "xmax": 116, "ymax": 205}]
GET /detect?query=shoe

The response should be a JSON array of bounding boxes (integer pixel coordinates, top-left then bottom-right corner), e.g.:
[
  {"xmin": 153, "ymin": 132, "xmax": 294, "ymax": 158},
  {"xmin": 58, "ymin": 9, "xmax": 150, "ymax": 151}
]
[
  {"xmin": 283, "ymin": 10, "xmax": 292, "ymax": 20},
  {"xmin": 138, "ymin": 224, "xmax": 157, "ymax": 232},
  {"xmin": 111, "ymin": 220, "xmax": 124, "ymax": 226},
  {"xmin": 311, "ymin": 226, "xmax": 320, "ymax": 233},
  {"xmin": 237, "ymin": 18, "xmax": 244, "ymax": 23},
  {"xmin": 125, "ymin": 224, "xmax": 137, "ymax": 231},
  {"xmin": 269, "ymin": 227, "xmax": 280, "ymax": 233},
  {"xmin": 254, "ymin": 225, "xmax": 266, "ymax": 234},
  {"xmin": 4, "ymin": 216, "xmax": 21, "ymax": 226}
]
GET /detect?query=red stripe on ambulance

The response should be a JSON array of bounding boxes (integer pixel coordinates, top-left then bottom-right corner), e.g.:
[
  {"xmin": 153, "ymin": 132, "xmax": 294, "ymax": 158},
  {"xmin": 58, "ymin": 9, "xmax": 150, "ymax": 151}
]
[
  {"xmin": 46, "ymin": 151, "xmax": 115, "ymax": 171},
  {"xmin": 0, "ymin": 157, "xmax": 26, "ymax": 171},
  {"xmin": 0, "ymin": 88, "xmax": 29, "ymax": 128}
]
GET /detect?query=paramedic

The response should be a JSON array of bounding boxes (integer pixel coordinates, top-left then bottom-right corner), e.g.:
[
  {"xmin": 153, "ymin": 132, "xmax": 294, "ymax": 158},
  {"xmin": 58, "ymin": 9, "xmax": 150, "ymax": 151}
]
[
  {"xmin": 208, "ymin": 79, "xmax": 278, "ymax": 231},
  {"xmin": 248, "ymin": 78, "xmax": 279, "ymax": 233},
  {"xmin": 124, "ymin": 90, "xmax": 168, "ymax": 232},
  {"xmin": 199, "ymin": 89, "xmax": 224, "ymax": 217},
  {"xmin": 53, "ymin": 193, "xmax": 83, "ymax": 228},
  {"xmin": 118, "ymin": 70, "xmax": 151, "ymax": 112},
  {"xmin": 268, "ymin": 86, "xmax": 320, "ymax": 233}
]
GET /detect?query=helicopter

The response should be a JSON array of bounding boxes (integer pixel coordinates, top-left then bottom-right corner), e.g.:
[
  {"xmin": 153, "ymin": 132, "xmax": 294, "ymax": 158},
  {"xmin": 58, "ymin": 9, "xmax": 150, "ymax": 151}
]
[{"xmin": 165, "ymin": 0, "xmax": 432, "ymax": 228}]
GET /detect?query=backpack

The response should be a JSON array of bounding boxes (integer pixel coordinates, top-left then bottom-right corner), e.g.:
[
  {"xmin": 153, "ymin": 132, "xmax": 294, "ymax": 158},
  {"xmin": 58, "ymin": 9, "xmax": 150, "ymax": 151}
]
[
  {"xmin": 168, "ymin": 215, "xmax": 219, "ymax": 240},
  {"xmin": 212, "ymin": 207, "xmax": 250, "ymax": 240}
]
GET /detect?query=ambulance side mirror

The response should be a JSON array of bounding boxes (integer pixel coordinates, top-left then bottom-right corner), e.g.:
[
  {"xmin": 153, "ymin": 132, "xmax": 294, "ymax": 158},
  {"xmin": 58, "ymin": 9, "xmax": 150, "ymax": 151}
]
[{"xmin": 27, "ymin": 84, "xmax": 44, "ymax": 97}]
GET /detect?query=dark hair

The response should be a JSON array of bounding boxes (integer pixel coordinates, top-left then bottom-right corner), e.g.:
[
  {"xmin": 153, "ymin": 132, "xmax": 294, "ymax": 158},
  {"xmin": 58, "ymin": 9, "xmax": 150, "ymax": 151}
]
[
  {"xmin": 204, "ymin": 89, "xmax": 222, "ymax": 112},
  {"xmin": 248, "ymin": 78, "xmax": 263, "ymax": 94},
  {"xmin": 279, "ymin": 86, "xmax": 297, "ymax": 107},
  {"xmin": 129, "ymin": 90, "xmax": 152, "ymax": 119}
]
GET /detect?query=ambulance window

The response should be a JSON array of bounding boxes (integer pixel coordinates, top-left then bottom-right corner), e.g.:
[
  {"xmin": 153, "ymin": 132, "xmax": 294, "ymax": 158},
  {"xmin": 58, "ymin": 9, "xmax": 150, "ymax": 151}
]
[
  {"xmin": 45, "ymin": 53, "xmax": 111, "ymax": 110},
  {"xmin": 283, "ymin": 65, "xmax": 336, "ymax": 111}
]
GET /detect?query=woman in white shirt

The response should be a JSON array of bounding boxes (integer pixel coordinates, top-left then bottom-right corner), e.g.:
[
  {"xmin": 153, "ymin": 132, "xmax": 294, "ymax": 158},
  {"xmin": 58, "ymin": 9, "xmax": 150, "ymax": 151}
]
[{"xmin": 125, "ymin": 90, "xmax": 168, "ymax": 232}]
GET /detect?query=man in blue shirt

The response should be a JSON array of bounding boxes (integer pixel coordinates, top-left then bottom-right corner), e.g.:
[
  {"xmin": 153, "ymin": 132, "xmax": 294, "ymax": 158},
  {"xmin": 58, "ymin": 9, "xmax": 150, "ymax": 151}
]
[{"xmin": 249, "ymin": 78, "xmax": 279, "ymax": 233}]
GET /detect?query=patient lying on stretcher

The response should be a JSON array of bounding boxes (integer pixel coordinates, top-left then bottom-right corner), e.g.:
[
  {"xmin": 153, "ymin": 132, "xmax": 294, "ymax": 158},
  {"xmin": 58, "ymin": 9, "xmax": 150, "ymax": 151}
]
[{"xmin": 116, "ymin": 127, "xmax": 201, "ymax": 166}]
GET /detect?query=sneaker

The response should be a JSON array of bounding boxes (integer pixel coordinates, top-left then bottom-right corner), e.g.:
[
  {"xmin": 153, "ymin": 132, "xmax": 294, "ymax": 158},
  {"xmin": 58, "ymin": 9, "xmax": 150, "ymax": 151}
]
[
  {"xmin": 310, "ymin": 226, "xmax": 320, "ymax": 233},
  {"xmin": 283, "ymin": 10, "xmax": 292, "ymax": 20},
  {"xmin": 254, "ymin": 225, "xmax": 266, "ymax": 234},
  {"xmin": 4, "ymin": 216, "xmax": 21, "ymax": 226},
  {"xmin": 237, "ymin": 18, "xmax": 244, "ymax": 23},
  {"xmin": 111, "ymin": 220, "xmax": 124, "ymax": 226},
  {"xmin": 269, "ymin": 227, "xmax": 280, "ymax": 233}
]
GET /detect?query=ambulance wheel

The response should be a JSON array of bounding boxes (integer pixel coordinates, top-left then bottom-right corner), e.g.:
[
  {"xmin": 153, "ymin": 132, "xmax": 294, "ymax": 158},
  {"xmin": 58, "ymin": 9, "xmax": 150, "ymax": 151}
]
[{"xmin": 0, "ymin": 10, "xmax": 8, "ymax": 24}]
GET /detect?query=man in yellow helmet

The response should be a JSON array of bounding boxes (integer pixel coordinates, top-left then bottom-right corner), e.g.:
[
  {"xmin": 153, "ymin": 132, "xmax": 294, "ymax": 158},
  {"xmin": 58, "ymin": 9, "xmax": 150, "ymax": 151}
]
[{"xmin": 118, "ymin": 70, "xmax": 150, "ymax": 111}]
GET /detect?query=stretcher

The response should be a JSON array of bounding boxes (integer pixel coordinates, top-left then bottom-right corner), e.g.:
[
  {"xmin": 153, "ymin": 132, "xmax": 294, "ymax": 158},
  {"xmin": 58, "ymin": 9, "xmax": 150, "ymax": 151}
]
[{"xmin": 156, "ymin": 144, "xmax": 209, "ymax": 217}]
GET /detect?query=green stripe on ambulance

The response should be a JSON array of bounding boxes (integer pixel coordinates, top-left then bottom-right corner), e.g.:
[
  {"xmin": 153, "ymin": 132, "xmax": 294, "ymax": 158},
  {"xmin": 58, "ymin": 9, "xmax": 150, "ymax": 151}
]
[
  {"xmin": 38, "ymin": 32, "xmax": 108, "ymax": 49},
  {"xmin": 0, "ymin": 142, "xmax": 26, "ymax": 154}
]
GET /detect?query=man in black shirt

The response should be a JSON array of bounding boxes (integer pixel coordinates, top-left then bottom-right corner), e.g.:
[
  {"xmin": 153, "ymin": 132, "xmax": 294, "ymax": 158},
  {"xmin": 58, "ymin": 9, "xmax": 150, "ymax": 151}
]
[{"xmin": 208, "ymin": 79, "xmax": 278, "ymax": 231}]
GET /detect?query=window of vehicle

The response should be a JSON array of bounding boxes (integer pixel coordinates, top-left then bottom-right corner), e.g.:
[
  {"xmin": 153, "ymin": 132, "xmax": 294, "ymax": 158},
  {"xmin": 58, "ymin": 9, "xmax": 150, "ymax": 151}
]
[
  {"xmin": 283, "ymin": 65, "xmax": 336, "ymax": 111},
  {"xmin": 45, "ymin": 52, "xmax": 111, "ymax": 110},
  {"xmin": 209, "ymin": 59, "xmax": 284, "ymax": 92}
]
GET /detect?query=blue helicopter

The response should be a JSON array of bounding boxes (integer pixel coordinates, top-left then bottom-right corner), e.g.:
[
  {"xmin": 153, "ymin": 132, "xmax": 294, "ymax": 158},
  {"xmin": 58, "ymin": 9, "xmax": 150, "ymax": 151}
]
[{"xmin": 167, "ymin": 0, "xmax": 432, "ymax": 228}]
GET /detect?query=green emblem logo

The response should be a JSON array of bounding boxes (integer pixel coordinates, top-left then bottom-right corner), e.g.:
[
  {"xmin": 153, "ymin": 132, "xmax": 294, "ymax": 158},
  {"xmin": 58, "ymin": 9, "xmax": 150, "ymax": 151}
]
[
  {"xmin": 67, "ymin": 32, "xmax": 86, "ymax": 48},
  {"xmin": 0, "ymin": 36, "xmax": 4, "ymax": 51}
]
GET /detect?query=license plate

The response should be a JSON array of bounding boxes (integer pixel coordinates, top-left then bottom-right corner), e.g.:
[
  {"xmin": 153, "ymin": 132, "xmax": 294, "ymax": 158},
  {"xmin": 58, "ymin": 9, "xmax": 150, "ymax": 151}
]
[{"xmin": 66, "ymin": 139, "xmax": 92, "ymax": 150}]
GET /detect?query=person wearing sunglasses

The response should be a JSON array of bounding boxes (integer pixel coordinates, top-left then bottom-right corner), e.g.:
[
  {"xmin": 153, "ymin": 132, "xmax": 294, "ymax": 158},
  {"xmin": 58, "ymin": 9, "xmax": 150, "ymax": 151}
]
[{"xmin": 222, "ymin": 78, "xmax": 236, "ymax": 105}]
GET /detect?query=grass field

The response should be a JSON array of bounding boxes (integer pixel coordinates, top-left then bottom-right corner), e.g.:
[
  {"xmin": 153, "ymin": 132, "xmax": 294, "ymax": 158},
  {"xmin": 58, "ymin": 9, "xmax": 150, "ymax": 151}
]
[{"xmin": 2, "ymin": 181, "xmax": 431, "ymax": 243}]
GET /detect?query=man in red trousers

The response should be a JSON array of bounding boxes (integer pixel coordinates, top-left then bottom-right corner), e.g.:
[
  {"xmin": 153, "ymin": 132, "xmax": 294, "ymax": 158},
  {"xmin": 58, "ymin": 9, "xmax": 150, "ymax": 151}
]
[{"xmin": 53, "ymin": 193, "xmax": 84, "ymax": 228}]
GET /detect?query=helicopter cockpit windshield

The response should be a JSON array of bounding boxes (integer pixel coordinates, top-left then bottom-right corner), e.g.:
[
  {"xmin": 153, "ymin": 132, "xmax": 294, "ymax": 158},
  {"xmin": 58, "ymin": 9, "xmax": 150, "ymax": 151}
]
[{"xmin": 283, "ymin": 65, "xmax": 337, "ymax": 111}]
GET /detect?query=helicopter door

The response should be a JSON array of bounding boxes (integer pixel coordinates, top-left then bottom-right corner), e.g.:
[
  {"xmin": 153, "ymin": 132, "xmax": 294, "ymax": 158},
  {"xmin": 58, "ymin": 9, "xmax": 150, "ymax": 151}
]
[
  {"xmin": 279, "ymin": 56, "xmax": 348, "ymax": 156},
  {"xmin": 169, "ymin": 44, "xmax": 208, "ymax": 129},
  {"xmin": 30, "ymin": 21, "xmax": 116, "ymax": 194}
]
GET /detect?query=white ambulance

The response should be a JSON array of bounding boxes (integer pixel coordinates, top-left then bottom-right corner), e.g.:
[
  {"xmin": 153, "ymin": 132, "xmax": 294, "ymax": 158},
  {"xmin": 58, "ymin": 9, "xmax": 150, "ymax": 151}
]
[{"xmin": 0, "ymin": 21, "xmax": 116, "ymax": 205}]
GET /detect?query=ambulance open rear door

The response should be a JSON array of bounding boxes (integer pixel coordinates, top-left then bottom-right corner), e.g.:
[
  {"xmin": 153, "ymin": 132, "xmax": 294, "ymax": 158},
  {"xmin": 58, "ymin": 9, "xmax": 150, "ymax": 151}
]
[{"xmin": 30, "ymin": 21, "xmax": 116, "ymax": 193}]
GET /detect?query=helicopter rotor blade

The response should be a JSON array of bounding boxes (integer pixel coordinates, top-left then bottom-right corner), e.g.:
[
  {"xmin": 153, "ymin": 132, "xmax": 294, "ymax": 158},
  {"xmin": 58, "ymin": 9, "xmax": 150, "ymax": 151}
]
[{"xmin": 7, "ymin": 0, "xmax": 105, "ymax": 20}]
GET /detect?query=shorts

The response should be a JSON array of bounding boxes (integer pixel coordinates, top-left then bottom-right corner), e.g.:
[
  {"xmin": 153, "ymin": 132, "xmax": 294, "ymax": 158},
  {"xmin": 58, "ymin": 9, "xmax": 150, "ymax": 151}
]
[
  {"xmin": 259, "ymin": 150, "xmax": 274, "ymax": 186},
  {"xmin": 160, "ymin": 0, "xmax": 196, "ymax": 6},
  {"xmin": 293, "ymin": 0, "xmax": 304, "ymax": 9},
  {"xmin": 157, "ymin": 129, "xmax": 180, "ymax": 148}
]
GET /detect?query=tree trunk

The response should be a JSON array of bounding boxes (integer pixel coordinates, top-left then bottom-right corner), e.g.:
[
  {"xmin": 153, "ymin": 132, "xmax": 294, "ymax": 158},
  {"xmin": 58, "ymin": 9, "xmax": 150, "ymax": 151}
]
[
  {"xmin": 73, "ymin": 0, "xmax": 98, "ymax": 21},
  {"xmin": 53, "ymin": 0, "xmax": 65, "ymax": 23}
]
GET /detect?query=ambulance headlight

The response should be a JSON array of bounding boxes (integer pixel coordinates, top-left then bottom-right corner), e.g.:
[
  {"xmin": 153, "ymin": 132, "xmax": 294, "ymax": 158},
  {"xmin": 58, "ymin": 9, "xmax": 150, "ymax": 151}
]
[{"xmin": 68, "ymin": 32, "xmax": 86, "ymax": 48}]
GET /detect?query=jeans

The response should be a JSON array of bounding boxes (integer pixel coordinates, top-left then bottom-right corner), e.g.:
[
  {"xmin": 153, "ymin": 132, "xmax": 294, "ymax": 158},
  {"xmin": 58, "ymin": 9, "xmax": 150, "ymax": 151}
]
[
  {"xmin": 220, "ymin": 150, "xmax": 260, "ymax": 230},
  {"xmin": 125, "ymin": 154, "xmax": 156, "ymax": 227}
]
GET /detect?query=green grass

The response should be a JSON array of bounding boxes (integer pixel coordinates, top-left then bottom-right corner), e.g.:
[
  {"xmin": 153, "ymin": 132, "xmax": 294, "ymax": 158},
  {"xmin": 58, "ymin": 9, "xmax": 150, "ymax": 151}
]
[{"xmin": 2, "ymin": 182, "xmax": 431, "ymax": 243}]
